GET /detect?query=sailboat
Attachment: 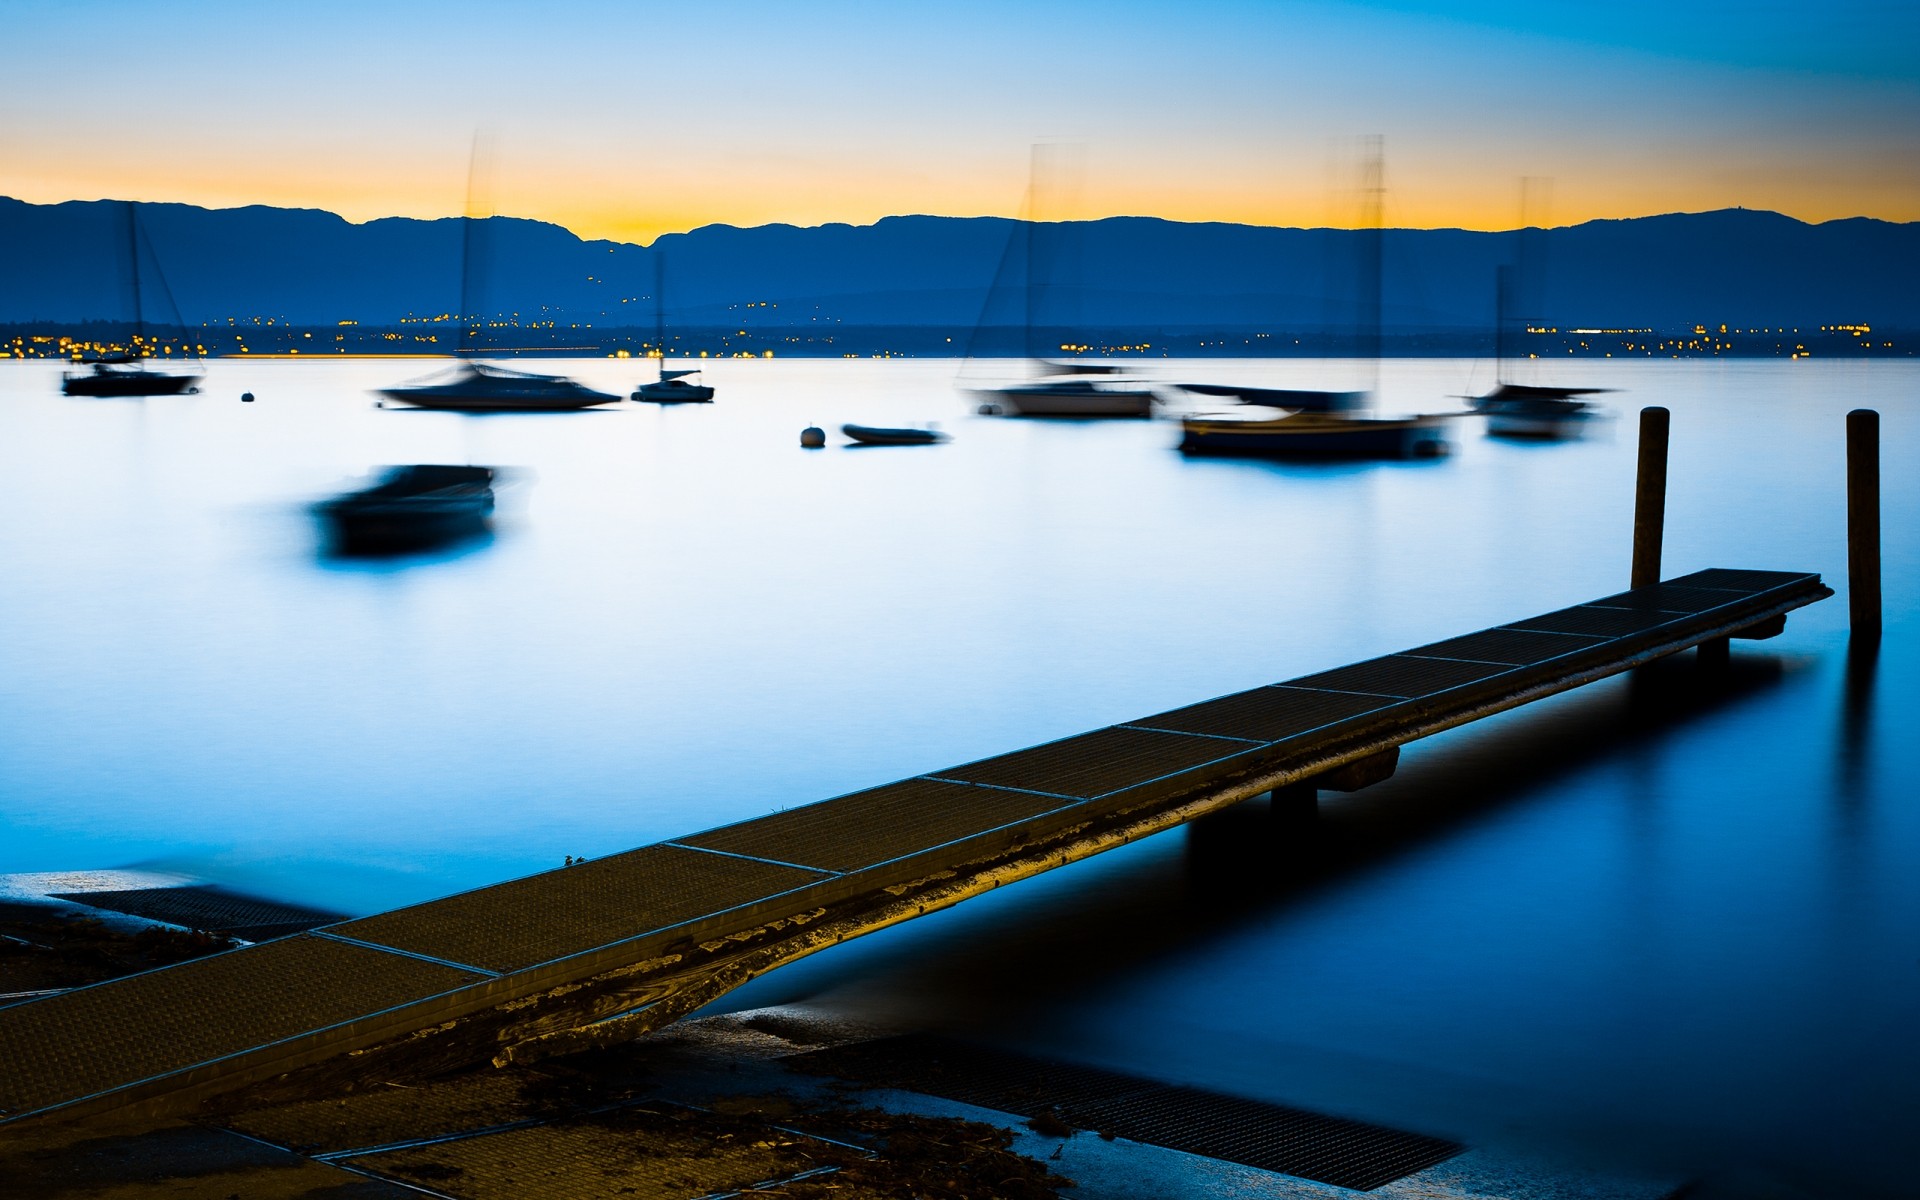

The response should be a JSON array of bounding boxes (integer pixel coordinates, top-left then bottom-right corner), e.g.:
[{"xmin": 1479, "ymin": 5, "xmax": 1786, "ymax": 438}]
[
  {"xmin": 1467, "ymin": 265, "xmax": 1609, "ymax": 440},
  {"xmin": 378, "ymin": 148, "xmax": 619, "ymax": 413},
  {"xmin": 1179, "ymin": 138, "xmax": 1453, "ymax": 460},
  {"xmin": 62, "ymin": 202, "xmax": 203, "ymax": 397},
  {"xmin": 966, "ymin": 147, "xmax": 1157, "ymax": 419},
  {"xmin": 632, "ymin": 252, "xmax": 714, "ymax": 403}
]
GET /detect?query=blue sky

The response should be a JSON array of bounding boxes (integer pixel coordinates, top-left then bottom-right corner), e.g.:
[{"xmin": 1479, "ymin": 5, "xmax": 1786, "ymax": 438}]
[{"xmin": 2, "ymin": 0, "xmax": 1914, "ymax": 239}]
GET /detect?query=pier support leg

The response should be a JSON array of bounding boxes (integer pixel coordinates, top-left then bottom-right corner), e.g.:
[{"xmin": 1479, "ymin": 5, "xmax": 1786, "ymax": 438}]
[
  {"xmin": 1268, "ymin": 782, "xmax": 1319, "ymax": 832},
  {"xmin": 1632, "ymin": 406, "xmax": 1670, "ymax": 590},
  {"xmin": 1848, "ymin": 409, "xmax": 1882, "ymax": 642}
]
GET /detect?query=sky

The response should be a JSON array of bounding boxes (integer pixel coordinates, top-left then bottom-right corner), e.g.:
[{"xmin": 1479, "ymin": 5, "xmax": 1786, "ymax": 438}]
[{"xmin": 2, "ymin": 0, "xmax": 1916, "ymax": 242}]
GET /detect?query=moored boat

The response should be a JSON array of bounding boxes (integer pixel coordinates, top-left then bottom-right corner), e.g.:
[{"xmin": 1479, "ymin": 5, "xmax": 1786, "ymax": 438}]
[
  {"xmin": 1473, "ymin": 384, "xmax": 1605, "ymax": 439},
  {"xmin": 1180, "ymin": 410, "xmax": 1451, "ymax": 459},
  {"xmin": 977, "ymin": 372, "xmax": 1157, "ymax": 418},
  {"xmin": 633, "ymin": 368, "xmax": 714, "ymax": 403},
  {"xmin": 842, "ymin": 423, "xmax": 950, "ymax": 446},
  {"xmin": 315, "ymin": 465, "xmax": 495, "ymax": 553},
  {"xmin": 61, "ymin": 203, "xmax": 203, "ymax": 397},
  {"xmin": 1172, "ymin": 384, "xmax": 1360, "ymax": 412},
  {"xmin": 63, "ymin": 356, "xmax": 202, "ymax": 397},
  {"xmin": 632, "ymin": 253, "xmax": 716, "ymax": 403},
  {"xmin": 378, "ymin": 362, "xmax": 620, "ymax": 411}
]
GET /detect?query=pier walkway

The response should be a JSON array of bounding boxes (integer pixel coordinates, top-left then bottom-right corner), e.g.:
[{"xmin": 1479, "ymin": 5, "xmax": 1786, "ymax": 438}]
[{"xmin": 0, "ymin": 568, "xmax": 1830, "ymax": 1128}]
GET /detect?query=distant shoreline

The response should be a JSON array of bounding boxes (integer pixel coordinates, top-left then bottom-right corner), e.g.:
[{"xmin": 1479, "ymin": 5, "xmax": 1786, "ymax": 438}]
[{"xmin": 4, "ymin": 323, "xmax": 1910, "ymax": 362}]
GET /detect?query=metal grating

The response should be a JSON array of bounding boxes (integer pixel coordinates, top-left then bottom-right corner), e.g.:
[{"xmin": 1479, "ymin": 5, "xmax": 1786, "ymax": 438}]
[
  {"xmin": 1667, "ymin": 568, "xmax": 1814, "ymax": 592},
  {"xmin": 51, "ymin": 886, "xmax": 342, "ymax": 941},
  {"xmin": 333, "ymin": 846, "xmax": 830, "ymax": 975},
  {"xmin": 1504, "ymin": 604, "xmax": 1682, "ymax": 639},
  {"xmin": 1070, "ymin": 1084, "xmax": 1462, "ymax": 1191},
  {"xmin": 346, "ymin": 1102, "xmax": 860, "ymax": 1200},
  {"xmin": 0, "ymin": 936, "xmax": 481, "ymax": 1116},
  {"xmin": 1285, "ymin": 654, "xmax": 1512, "ymax": 699},
  {"xmin": 1130, "ymin": 686, "xmax": 1392, "ymax": 743},
  {"xmin": 0, "ymin": 1122, "xmax": 418, "ymax": 1199},
  {"xmin": 1406, "ymin": 627, "xmax": 1609, "ymax": 666},
  {"xmin": 786, "ymin": 1035, "xmax": 1461, "ymax": 1191},
  {"xmin": 1586, "ymin": 584, "xmax": 1750, "ymax": 614},
  {"xmin": 931, "ymin": 725, "xmax": 1254, "ymax": 800},
  {"xmin": 677, "ymin": 778, "xmax": 1079, "ymax": 874}
]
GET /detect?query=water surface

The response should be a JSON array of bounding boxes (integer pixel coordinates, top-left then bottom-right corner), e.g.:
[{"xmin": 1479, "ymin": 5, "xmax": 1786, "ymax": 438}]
[{"xmin": 0, "ymin": 357, "xmax": 1912, "ymax": 1194}]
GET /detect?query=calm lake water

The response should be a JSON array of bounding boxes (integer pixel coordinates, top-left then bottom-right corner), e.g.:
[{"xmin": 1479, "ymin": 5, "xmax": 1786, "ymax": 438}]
[{"xmin": 1, "ymin": 357, "xmax": 1914, "ymax": 1194}]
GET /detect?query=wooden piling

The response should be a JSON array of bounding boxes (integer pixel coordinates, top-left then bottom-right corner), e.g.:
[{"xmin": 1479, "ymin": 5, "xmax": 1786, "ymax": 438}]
[
  {"xmin": 1847, "ymin": 409, "xmax": 1881, "ymax": 639},
  {"xmin": 1631, "ymin": 406, "xmax": 1670, "ymax": 589}
]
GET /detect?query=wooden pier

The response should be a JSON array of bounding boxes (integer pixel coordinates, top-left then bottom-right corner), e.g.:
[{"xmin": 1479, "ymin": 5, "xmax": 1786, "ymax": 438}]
[{"xmin": 0, "ymin": 567, "xmax": 1831, "ymax": 1129}]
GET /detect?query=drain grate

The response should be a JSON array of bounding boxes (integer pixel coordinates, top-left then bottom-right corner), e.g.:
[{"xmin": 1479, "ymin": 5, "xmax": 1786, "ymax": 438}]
[
  {"xmin": 786, "ymin": 1034, "xmax": 1462, "ymax": 1191},
  {"xmin": 50, "ymin": 886, "xmax": 342, "ymax": 941}
]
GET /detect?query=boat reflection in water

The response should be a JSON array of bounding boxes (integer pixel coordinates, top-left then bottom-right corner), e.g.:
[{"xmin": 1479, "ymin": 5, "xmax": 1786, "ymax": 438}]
[
  {"xmin": 315, "ymin": 465, "xmax": 496, "ymax": 556},
  {"xmin": 1179, "ymin": 407, "xmax": 1452, "ymax": 460},
  {"xmin": 376, "ymin": 362, "xmax": 621, "ymax": 412}
]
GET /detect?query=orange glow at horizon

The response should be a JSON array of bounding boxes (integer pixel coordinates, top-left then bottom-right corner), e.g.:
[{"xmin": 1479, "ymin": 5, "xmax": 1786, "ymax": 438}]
[{"xmin": 6, "ymin": 158, "xmax": 1915, "ymax": 248}]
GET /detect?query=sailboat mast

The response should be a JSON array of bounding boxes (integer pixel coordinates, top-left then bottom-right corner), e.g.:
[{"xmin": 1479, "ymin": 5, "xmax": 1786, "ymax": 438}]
[
  {"xmin": 1494, "ymin": 263, "xmax": 1513, "ymax": 383},
  {"xmin": 1022, "ymin": 179, "xmax": 1036, "ymax": 364},
  {"xmin": 125, "ymin": 201, "xmax": 144, "ymax": 355},
  {"xmin": 1356, "ymin": 136, "xmax": 1383, "ymax": 392},
  {"xmin": 458, "ymin": 213, "xmax": 476, "ymax": 356},
  {"xmin": 654, "ymin": 251, "xmax": 667, "ymax": 379}
]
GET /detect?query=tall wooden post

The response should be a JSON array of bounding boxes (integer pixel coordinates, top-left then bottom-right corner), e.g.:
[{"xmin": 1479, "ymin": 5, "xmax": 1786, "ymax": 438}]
[
  {"xmin": 1847, "ymin": 409, "xmax": 1882, "ymax": 640},
  {"xmin": 1631, "ymin": 406, "xmax": 1670, "ymax": 589}
]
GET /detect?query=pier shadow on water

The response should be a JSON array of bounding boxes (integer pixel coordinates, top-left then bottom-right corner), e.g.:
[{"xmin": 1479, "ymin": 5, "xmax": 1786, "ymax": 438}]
[{"xmin": 759, "ymin": 650, "xmax": 1799, "ymax": 1027}]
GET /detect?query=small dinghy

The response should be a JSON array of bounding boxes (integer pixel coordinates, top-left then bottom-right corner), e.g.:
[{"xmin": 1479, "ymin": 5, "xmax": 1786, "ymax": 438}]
[
  {"xmin": 841, "ymin": 424, "xmax": 950, "ymax": 446},
  {"xmin": 315, "ymin": 465, "xmax": 495, "ymax": 553}
]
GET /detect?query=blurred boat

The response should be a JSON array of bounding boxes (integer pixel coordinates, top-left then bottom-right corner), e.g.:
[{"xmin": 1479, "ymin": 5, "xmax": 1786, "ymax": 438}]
[
  {"xmin": 975, "ymin": 363, "xmax": 1156, "ymax": 418},
  {"xmin": 315, "ymin": 465, "xmax": 495, "ymax": 553},
  {"xmin": 378, "ymin": 362, "xmax": 620, "ymax": 411},
  {"xmin": 63, "ymin": 355, "xmax": 201, "ymax": 397},
  {"xmin": 634, "ymin": 368, "xmax": 714, "ymax": 404},
  {"xmin": 1468, "ymin": 246, "xmax": 1612, "ymax": 440},
  {"xmin": 1470, "ymin": 382, "xmax": 1606, "ymax": 439},
  {"xmin": 965, "ymin": 148, "xmax": 1155, "ymax": 420},
  {"xmin": 1173, "ymin": 384, "xmax": 1360, "ymax": 413},
  {"xmin": 62, "ymin": 202, "xmax": 203, "ymax": 397},
  {"xmin": 842, "ymin": 423, "xmax": 950, "ymax": 445},
  {"xmin": 1178, "ymin": 140, "xmax": 1450, "ymax": 461},
  {"xmin": 1180, "ymin": 410, "xmax": 1451, "ymax": 459},
  {"xmin": 632, "ymin": 253, "xmax": 715, "ymax": 403}
]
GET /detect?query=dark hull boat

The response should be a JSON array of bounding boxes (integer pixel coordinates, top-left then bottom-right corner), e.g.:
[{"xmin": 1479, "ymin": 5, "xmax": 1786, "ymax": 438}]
[
  {"xmin": 976, "ymin": 375, "xmax": 1157, "ymax": 418},
  {"xmin": 379, "ymin": 363, "xmax": 620, "ymax": 412},
  {"xmin": 1174, "ymin": 384, "xmax": 1361, "ymax": 412},
  {"xmin": 632, "ymin": 370, "xmax": 714, "ymax": 403},
  {"xmin": 1471, "ymin": 383, "xmax": 1606, "ymax": 439},
  {"xmin": 842, "ymin": 423, "xmax": 950, "ymax": 445},
  {"xmin": 1180, "ymin": 411, "xmax": 1451, "ymax": 460},
  {"xmin": 315, "ymin": 465, "xmax": 495, "ymax": 553},
  {"xmin": 62, "ymin": 360, "xmax": 202, "ymax": 397},
  {"xmin": 62, "ymin": 204, "xmax": 203, "ymax": 397}
]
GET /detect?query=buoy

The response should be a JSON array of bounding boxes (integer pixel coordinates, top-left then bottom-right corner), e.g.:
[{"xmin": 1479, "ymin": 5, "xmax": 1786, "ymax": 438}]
[
  {"xmin": 241, "ymin": 392, "xmax": 255, "ymax": 402},
  {"xmin": 800, "ymin": 425, "xmax": 826, "ymax": 448}
]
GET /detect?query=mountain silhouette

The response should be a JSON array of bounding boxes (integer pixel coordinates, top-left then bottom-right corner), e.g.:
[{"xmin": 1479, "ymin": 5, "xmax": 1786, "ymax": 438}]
[{"xmin": 2, "ymin": 197, "xmax": 1912, "ymax": 332}]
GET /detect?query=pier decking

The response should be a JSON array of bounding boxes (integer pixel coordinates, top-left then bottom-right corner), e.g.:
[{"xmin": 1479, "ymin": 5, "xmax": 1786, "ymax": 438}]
[{"xmin": 0, "ymin": 568, "xmax": 1831, "ymax": 1129}]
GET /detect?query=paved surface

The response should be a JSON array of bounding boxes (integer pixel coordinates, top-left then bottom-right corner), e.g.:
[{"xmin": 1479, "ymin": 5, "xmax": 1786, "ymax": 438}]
[{"xmin": 0, "ymin": 568, "xmax": 1830, "ymax": 1128}]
